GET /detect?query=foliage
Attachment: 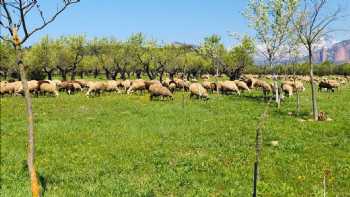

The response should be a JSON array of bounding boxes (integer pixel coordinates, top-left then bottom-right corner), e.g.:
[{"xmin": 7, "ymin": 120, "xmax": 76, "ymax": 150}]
[
  {"xmin": 0, "ymin": 39, "xmax": 16, "ymax": 79},
  {"xmin": 245, "ymin": 0, "xmax": 298, "ymax": 67}
]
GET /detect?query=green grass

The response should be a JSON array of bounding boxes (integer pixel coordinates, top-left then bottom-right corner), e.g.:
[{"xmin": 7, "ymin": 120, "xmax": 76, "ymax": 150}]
[{"xmin": 1, "ymin": 86, "xmax": 350, "ymax": 196}]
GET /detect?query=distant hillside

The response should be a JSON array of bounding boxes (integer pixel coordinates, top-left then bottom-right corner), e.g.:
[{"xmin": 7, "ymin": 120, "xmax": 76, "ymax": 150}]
[{"xmin": 313, "ymin": 39, "xmax": 350, "ymax": 64}]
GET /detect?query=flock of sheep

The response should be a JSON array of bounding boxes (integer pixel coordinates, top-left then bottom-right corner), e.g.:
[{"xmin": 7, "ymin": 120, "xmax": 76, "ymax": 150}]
[{"xmin": 0, "ymin": 74, "xmax": 348, "ymax": 100}]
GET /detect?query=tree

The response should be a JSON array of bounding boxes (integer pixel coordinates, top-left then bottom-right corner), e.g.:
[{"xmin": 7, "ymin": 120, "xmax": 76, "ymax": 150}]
[
  {"xmin": 223, "ymin": 36, "xmax": 255, "ymax": 80},
  {"xmin": 25, "ymin": 35, "xmax": 56, "ymax": 80},
  {"xmin": 245, "ymin": 0, "xmax": 298, "ymax": 107},
  {"xmin": 0, "ymin": 38, "xmax": 16, "ymax": 79},
  {"xmin": 87, "ymin": 37, "xmax": 109, "ymax": 78},
  {"xmin": 66, "ymin": 35, "xmax": 86, "ymax": 80},
  {"xmin": 135, "ymin": 37, "xmax": 161, "ymax": 80},
  {"xmin": 0, "ymin": 1, "xmax": 79, "ymax": 196},
  {"xmin": 200, "ymin": 35, "xmax": 225, "ymax": 77},
  {"xmin": 293, "ymin": 0, "xmax": 342, "ymax": 120},
  {"xmin": 54, "ymin": 37, "xmax": 72, "ymax": 80}
]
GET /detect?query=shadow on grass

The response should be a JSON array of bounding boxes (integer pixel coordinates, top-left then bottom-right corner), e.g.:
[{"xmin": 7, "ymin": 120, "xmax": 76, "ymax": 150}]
[{"xmin": 21, "ymin": 160, "xmax": 47, "ymax": 196}]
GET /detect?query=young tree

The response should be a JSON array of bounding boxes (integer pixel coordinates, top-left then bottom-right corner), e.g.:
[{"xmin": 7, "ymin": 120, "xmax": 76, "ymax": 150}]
[
  {"xmin": 0, "ymin": 1, "xmax": 79, "ymax": 196},
  {"xmin": 245, "ymin": 0, "xmax": 298, "ymax": 107},
  {"xmin": 200, "ymin": 35, "xmax": 225, "ymax": 77},
  {"xmin": 293, "ymin": 0, "xmax": 342, "ymax": 120}
]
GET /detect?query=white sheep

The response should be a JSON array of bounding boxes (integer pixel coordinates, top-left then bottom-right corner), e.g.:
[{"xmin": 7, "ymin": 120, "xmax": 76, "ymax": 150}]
[{"xmin": 189, "ymin": 83, "xmax": 209, "ymax": 99}]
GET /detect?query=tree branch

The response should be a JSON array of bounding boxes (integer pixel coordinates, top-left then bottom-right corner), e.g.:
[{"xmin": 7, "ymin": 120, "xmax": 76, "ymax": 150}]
[{"xmin": 20, "ymin": 0, "xmax": 80, "ymax": 44}]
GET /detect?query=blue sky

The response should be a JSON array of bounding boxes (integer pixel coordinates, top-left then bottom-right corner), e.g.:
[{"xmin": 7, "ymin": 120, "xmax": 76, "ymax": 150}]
[{"xmin": 20, "ymin": 0, "xmax": 350, "ymax": 47}]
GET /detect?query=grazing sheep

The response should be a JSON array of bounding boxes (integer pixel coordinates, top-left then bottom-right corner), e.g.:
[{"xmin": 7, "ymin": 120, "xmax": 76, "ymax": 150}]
[
  {"xmin": 220, "ymin": 81, "xmax": 241, "ymax": 95},
  {"xmin": 254, "ymin": 80, "xmax": 273, "ymax": 97},
  {"xmin": 202, "ymin": 81, "xmax": 217, "ymax": 92},
  {"xmin": 39, "ymin": 83, "xmax": 59, "ymax": 97},
  {"xmin": 57, "ymin": 80, "xmax": 83, "ymax": 94},
  {"xmin": 175, "ymin": 79, "xmax": 190, "ymax": 91},
  {"xmin": 86, "ymin": 81, "xmax": 107, "ymax": 96},
  {"xmin": 127, "ymin": 79, "xmax": 146, "ymax": 94},
  {"xmin": 51, "ymin": 80, "xmax": 62, "ymax": 87},
  {"xmin": 189, "ymin": 83, "xmax": 209, "ymax": 99},
  {"xmin": 0, "ymin": 81, "xmax": 10, "ymax": 96},
  {"xmin": 58, "ymin": 81, "xmax": 72, "ymax": 94},
  {"xmin": 1, "ymin": 81, "xmax": 22, "ymax": 96},
  {"xmin": 281, "ymin": 83, "xmax": 293, "ymax": 97},
  {"xmin": 72, "ymin": 82, "xmax": 82, "ymax": 92},
  {"xmin": 149, "ymin": 83, "xmax": 173, "ymax": 100},
  {"xmin": 293, "ymin": 81, "xmax": 305, "ymax": 92},
  {"xmin": 162, "ymin": 79, "xmax": 171, "ymax": 87},
  {"xmin": 145, "ymin": 80, "xmax": 161, "ymax": 90},
  {"xmin": 234, "ymin": 80, "xmax": 250, "ymax": 93},
  {"xmin": 16, "ymin": 80, "xmax": 39, "ymax": 95},
  {"xmin": 105, "ymin": 80, "xmax": 121, "ymax": 92},
  {"xmin": 74, "ymin": 80, "xmax": 89, "ymax": 89},
  {"xmin": 282, "ymin": 81, "xmax": 305, "ymax": 93},
  {"xmin": 244, "ymin": 77, "xmax": 257, "ymax": 89},
  {"xmin": 120, "ymin": 80, "xmax": 132, "ymax": 93},
  {"xmin": 168, "ymin": 82, "xmax": 177, "ymax": 93},
  {"xmin": 318, "ymin": 80, "xmax": 339, "ymax": 92}
]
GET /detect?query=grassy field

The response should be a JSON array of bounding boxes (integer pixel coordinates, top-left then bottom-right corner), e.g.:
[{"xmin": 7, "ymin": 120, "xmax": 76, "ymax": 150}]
[{"xmin": 1, "ymin": 86, "xmax": 349, "ymax": 196}]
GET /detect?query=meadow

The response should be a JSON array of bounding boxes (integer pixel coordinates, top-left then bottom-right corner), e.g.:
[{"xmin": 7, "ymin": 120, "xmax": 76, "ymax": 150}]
[{"xmin": 1, "ymin": 86, "xmax": 349, "ymax": 196}]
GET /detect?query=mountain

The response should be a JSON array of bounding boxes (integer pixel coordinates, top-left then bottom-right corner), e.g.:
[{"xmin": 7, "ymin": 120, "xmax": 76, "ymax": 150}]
[{"xmin": 313, "ymin": 39, "xmax": 350, "ymax": 64}]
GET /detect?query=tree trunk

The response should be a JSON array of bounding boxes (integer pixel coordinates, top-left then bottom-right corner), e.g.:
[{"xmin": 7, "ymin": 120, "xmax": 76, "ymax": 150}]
[
  {"xmin": 144, "ymin": 64, "xmax": 155, "ymax": 80},
  {"xmin": 17, "ymin": 47, "xmax": 41, "ymax": 197},
  {"xmin": 71, "ymin": 65, "xmax": 77, "ymax": 80},
  {"xmin": 135, "ymin": 70, "xmax": 142, "ymax": 79},
  {"xmin": 58, "ymin": 68, "xmax": 67, "ymax": 80},
  {"xmin": 120, "ymin": 70, "xmax": 126, "ymax": 80},
  {"xmin": 4, "ymin": 71, "xmax": 8, "ymax": 79},
  {"xmin": 169, "ymin": 72, "xmax": 175, "ymax": 80},
  {"xmin": 186, "ymin": 72, "xmax": 191, "ymax": 81},
  {"xmin": 47, "ymin": 71, "xmax": 52, "ymax": 80},
  {"xmin": 111, "ymin": 71, "xmax": 117, "ymax": 80},
  {"xmin": 79, "ymin": 71, "xmax": 84, "ymax": 79},
  {"xmin": 159, "ymin": 70, "xmax": 164, "ymax": 82},
  {"xmin": 308, "ymin": 45, "xmax": 318, "ymax": 120},
  {"xmin": 104, "ymin": 68, "xmax": 111, "ymax": 80},
  {"xmin": 93, "ymin": 68, "xmax": 99, "ymax": 78}
]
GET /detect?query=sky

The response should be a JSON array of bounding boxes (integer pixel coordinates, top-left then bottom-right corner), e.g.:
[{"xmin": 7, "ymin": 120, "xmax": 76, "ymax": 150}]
[{"xmin": 4, "ymin": 0, "xmax": 350, "ymax": 47}]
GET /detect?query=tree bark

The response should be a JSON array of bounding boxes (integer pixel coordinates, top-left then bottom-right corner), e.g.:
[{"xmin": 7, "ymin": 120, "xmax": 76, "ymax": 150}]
[
  {"xmin": 111, "ymin": 71, "xmax": 117, "ymax": 80},
  {"xmin": 79, "ymin": 71, "xmax": 84, "ymax": 79},
  {"xmin": 135, "ymin": 69, "xmax": 142, "ymax": 79},
  {"xmin": 104, "ymin": 68, "xmax": 111, "ymax": 80},
  {"xmin": 169, "ymin": 71, "xmax": 175, "ymax": 80},
  {"xmin": 93, "ymin": 68, "xmax": 99, "ymax": 78},
  {"xmin": 71, "ymin": 64, "xmax": 77, "ymax": 80},
  {"xmin": 3, "ymin": 71, "xmax": 8, "ymax": 79},
  {"xmin": 47, "ymin": 72, "xmax": 52, "ymax": 80},
  {"xmin": 120, "ymin": 70, "xmax": 126, "ymax": 80},
  {"xmin": 44, "ymin": 68, "xmax": 53, "ymax": 80},
  {"xmin": 17, "ymin": 47, "xmax": 41, "ymax": 197},
  {"xmin": 159, "ymin": 70, "xmax": 164, "ymax": 82},
  {"xmin": 308, "ymin": 45, "xmax": 318, "ymax": 120}
]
